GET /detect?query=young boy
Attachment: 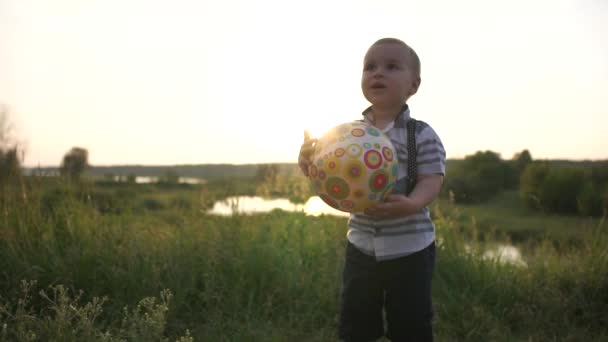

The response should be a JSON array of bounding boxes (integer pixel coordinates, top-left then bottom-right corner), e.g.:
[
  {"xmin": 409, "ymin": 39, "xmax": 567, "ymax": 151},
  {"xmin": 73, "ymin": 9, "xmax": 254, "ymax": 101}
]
[{"xmin": 298, "ymin": 38, "xmax": 446, "ymax": 342}]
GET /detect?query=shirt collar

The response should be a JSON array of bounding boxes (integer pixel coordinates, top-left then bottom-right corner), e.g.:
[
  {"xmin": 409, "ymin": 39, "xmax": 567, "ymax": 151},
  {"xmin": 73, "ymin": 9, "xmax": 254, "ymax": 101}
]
[{"xmin": 362, "ymin": 104, "xmax": 410, "ymax": 129}]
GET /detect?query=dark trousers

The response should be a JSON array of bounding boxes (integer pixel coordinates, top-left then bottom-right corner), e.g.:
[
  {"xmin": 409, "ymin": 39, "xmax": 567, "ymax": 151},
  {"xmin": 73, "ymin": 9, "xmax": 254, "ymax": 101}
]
[{"xmin": 338, "ymin": 241, "xmax": 435, "ymax": 342}]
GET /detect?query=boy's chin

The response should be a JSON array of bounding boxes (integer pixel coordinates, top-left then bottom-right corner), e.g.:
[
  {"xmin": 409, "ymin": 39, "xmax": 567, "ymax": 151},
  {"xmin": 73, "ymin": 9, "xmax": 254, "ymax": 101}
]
[
  {"xmin": 365, "ymin": 93, "xmax": 400, "ymax": 104},
  {"xmin": 369, "ymin": 100, "xmax": 404, "ymax": 109}
]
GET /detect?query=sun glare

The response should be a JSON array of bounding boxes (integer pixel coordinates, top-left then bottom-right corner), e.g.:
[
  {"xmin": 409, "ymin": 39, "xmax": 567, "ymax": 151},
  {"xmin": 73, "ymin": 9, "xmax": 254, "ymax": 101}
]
[{"xmin": 304, "ymin": 118, "xmax": 348, "ymax": 140}]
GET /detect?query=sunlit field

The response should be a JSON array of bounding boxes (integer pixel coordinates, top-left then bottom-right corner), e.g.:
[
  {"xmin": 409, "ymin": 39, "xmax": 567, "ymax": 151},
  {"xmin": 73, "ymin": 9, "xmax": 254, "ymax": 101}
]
[{"xmin": 0, "ymin": 174, "xmax": 607, "ymax": 341}]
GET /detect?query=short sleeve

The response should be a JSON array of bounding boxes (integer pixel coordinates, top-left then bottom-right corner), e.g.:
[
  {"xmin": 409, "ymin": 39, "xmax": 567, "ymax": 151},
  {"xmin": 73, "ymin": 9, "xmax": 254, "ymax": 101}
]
[{"xmin": 416, "ymin": 122, "xmax": 446, "ymax": 176}]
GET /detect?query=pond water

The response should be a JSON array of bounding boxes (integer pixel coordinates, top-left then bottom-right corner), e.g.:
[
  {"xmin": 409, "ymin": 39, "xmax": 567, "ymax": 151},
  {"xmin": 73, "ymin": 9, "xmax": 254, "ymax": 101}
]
[
  {"xmin": 209, "ymin": 196, "xmax": 526, "ymax": 266},
  {"xmin": 113, "ymin": 176, "xmax": 206, "ymax": 184},
  {"xmin": 482, "ymin": 244, "xmax": 526, "ymax": 266},
  {"xmin": 209, "ymin": 196, "xmax": 349, "ymax": 217}
]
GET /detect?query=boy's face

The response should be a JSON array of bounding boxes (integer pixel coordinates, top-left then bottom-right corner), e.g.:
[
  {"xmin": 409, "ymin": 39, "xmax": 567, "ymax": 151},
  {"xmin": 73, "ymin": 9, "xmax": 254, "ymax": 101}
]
[{"xmin": 361, "ymin": 43, "xmax": 420, "ymax": 109}]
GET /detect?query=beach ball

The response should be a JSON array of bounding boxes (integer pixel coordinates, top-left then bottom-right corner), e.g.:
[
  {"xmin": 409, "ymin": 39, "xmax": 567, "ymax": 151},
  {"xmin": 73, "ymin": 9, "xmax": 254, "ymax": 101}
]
[{"xmin": 308, "ymin": 121, "xmax": 399, "ymax": 213}]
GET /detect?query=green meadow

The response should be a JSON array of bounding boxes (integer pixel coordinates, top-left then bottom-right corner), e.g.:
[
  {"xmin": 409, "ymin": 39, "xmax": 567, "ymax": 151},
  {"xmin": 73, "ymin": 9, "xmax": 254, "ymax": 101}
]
[{"xmin": 0, "ymin": 174, "xmax": 607, "ymax": 341}]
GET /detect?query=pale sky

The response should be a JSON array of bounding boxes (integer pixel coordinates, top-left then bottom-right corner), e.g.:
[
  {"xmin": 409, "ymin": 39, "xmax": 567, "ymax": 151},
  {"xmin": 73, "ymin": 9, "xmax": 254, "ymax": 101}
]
[{"xmin": 1, "ymin": 0, "xmax": 607, "ymax": 167}]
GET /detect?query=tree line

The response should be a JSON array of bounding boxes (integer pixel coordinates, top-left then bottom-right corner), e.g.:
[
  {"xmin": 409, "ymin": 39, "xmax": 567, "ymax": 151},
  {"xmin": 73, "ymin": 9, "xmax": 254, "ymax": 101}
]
[
  {"xmin": 442, "ymin": 149, "xmax": 608, "ymax": 217},
  {"xmin": 2, "ymin": 105, "xmax": 606, "ymax": 217}
]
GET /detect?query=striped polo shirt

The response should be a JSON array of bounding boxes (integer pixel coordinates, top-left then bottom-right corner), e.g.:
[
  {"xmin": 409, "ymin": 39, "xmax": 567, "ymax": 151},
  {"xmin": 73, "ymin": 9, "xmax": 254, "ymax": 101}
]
[{"xmin": 347, "ymin": 105, "xmax": 446, "ymax": 260}]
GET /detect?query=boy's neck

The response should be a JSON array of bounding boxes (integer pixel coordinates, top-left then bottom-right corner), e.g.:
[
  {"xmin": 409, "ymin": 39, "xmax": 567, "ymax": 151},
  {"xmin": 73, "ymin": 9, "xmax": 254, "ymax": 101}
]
[{"xmin": 370, "ymin": 103, "xmax": 405, "ymax": 128}]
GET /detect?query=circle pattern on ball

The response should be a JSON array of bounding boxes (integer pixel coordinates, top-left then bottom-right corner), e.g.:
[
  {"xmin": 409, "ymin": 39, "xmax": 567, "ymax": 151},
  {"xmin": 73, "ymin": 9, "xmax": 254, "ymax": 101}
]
[
  {"xmin": 344, "ymin": 160, "xmax": 365, "ymax": 182},
  {"xmin": 326, "ymin": 177, "xmax": 350, "ymax": 200},
  {"xmin": 334, "ymin": 148, "xmax": 345, "ymax": 157},
  {"xmin": 382, "ymin": 146, "xmax": 394, "ymax": 161},
  {"xmin": 366, "ymin": 127, "xmax": 380, "ymax": 136},
  {"xmin": 346, "ymin": 144, "xmax": 363, "ymax": 158},
  {"xmin": 369, "ymin": 169, "xmax": 389, "ymax": 191},
  {"xmin": 326, "ymin": 156, "xmax": 341, "ymax": 175},
  {"xmin": 351, "ymin": 128, "xmax": 365, "ymax": 137},
  {"xmin": 364, "ymin": 150, "xmax": 383, "ymax": 169}
]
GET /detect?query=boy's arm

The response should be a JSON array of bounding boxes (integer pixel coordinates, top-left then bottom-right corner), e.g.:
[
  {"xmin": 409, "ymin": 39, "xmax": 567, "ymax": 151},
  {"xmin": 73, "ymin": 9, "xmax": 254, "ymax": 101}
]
[
  {"xmin": 408, "ymin": 174, "xmax": 444, "ymax": 210},
  {"xmin": 364, "ymin": 174, "xmax": 443, "ymax": 219}
]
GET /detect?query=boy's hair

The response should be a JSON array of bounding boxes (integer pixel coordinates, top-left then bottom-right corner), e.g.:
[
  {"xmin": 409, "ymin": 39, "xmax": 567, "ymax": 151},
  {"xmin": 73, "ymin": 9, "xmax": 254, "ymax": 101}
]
[{"xmin": 371, "ymin": 38, "xmax": 421, "ymax": 78}]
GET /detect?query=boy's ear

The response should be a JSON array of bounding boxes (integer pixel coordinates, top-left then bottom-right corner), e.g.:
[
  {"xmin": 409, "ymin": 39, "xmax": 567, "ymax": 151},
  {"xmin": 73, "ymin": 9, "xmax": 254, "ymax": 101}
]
[{"xmin": 409, "ymin": 77, "xmax": 421, "ymax": 96}]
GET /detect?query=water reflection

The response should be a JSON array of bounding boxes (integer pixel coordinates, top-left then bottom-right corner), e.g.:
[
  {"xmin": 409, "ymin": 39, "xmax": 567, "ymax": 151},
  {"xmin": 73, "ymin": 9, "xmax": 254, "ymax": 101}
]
[
  {"xmin": 461, "ymin": 243, "xmax": 526, "ymax": 267},
  {"xmin": 209, "ymin": 196, "xmax": 526, "ymax": 266},
  {"xmin": 209, "ymin": 196, "xmax": 349, "ymax": 217},
  {"xmin": 483, "ymin": 244, "xmax": 527, "ymax": 267},
  {"xmin": 112, "ymin": 176, "xmax": 205, "ymax": 184}
]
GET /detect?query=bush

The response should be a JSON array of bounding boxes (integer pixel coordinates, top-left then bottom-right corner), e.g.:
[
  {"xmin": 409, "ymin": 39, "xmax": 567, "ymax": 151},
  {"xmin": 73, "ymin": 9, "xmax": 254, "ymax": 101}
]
[
  {"xmin": 577, "ymin": 181, "xmax": 604, "ymax": 217},
  {"xmin": 0, "ymin": 147, "xmax": 21, "ymax": 186},
  {"xmin": 539, "ymin": 167, "xmax": 586, "ymax": 214},
  {"xmin": 443, "ymin": 151, "xmax": 515, "ymax": 203},
  {"xmin": 520, "ymin": 162, "xmax": 550, "ymax": 210},
  {"xmin": 60, "ymin": 147, "xmax": 89, "ymax": 182},
  {"xmin": 521, "ymin": 162, "xmax": 608, "ymax": 217}
]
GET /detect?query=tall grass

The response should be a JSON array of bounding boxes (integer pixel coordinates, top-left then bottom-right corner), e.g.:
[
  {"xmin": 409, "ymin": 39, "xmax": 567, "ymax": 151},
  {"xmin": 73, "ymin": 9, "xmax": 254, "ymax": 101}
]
[
  {"xmin": 433, "ymin": 203, "xmax": 608, "ymax": 341},
  {"xmin": 0, "ymin": 177, "xmax": 607, "ymax": 341}
]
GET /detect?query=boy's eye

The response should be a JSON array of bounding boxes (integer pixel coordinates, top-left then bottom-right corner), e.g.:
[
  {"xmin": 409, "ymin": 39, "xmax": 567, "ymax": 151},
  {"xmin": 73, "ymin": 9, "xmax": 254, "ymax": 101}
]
[
  {"xmin": 387, "ymin": 63, "xmax": 400, "ymax": 70},
  {"xmin": 364, "ymin": 63, "xmax": 376, "ymax": 71}
]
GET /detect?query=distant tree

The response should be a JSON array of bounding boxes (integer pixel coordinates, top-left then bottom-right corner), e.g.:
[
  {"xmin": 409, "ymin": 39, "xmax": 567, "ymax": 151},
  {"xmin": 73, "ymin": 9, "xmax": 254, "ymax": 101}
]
[
  {"xmin": 520, "ymin": 160, "xmax": 608, "ymax": 217},
  {"xmin": 539, "ymin": 167, "xmax": 585, "ymax": 215},
  {"xmin": 159, "ymin": 169, "xmax": 179, "ymax": 184},
  {"xmin": 256, "ymin": 164, "xmax": 280, "ymax": 183},
  {"xmin": 0, "ymin": 147, "xmax": 20, "ymax": 184},
  {"xmin": 60, "ymin": 147, "xmax": 89, "ymax": 181},
  {"xmin": 590, "ymin": 161, "xmax": 608, "ymax": 186},
  {"xmin": 0, "ymin": 105, "xmax": 22, "ymax": 185},
  {"xmin": 513, "ymin": 149, "xmax": 533, "ymax": 173},
  {"xmin": 498, "ymin": 149, "xmax": 533, "ymax": 189},
  {"xmin": 520, "ymin": 162, "xmax": 550, "ymax": 210},
  {"xmin": 126, "ymin": 172, "xmax": 137, "ymax": 184},
  {"xmin": 460, "ymin": 151, "xmax": 510, "ymax": 202},
  {"xmin": 577, "ymin": 181, "xmax": 604, "ymax": 217}
]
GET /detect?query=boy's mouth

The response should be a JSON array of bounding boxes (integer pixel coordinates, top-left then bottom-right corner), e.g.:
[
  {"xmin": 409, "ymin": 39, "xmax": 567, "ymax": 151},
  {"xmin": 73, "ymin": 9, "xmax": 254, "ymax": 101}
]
[{"xmin": 371, "ymin": 82, "xmax": 386, "ymax": 89}]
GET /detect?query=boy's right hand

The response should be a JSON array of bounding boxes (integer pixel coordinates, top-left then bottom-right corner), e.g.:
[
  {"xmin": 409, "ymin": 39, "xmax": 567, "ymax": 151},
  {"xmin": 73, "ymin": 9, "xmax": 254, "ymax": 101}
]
[{"xmin": 298, "ymin": 130, "xmax": 317, "ymax": 177}]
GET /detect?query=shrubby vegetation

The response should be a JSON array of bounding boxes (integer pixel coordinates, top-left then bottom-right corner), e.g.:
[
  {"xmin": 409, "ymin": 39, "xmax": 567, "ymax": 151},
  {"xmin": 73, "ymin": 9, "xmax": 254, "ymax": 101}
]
[
  {"xmin": 442, "ymin": 149, "xmax": 607, "ymax": 217},
  {"xmin": 1, "ymin": 173, "xmax": 606, "ymax": 341},
  {"xmin": 0, "ymin": 106, "xmax": 22, "ymax": 190},
  {"xmin": 255, "ymin": 163, "xmax": 312, "ymax": 203},
  {"xmin": 60, "ymin": 147, "xmax": 89, "ymax": 181},
  {"xmin": 519, "ymin": 161, "xmax": 608, "ymax": 216},
  {"xmin": 442, "ymin": 150, "xmax": 529, "ymax": 203}
]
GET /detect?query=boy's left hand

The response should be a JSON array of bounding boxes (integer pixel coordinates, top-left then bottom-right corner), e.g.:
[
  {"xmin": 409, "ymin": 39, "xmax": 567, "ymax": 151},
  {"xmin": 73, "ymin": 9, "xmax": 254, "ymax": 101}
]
[{"xmin": 364, "ymin": 194, "xmax": 420, "ymax": 219}]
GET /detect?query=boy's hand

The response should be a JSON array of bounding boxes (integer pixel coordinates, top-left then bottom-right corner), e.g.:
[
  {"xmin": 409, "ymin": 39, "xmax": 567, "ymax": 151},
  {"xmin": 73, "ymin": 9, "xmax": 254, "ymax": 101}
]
[
  {"xmin": 298, "ymin": 130, "xmax": 317, "ymax": 176},
  {"xmin": 364, "ymin": 175, "xmax": 443, "ymax": 219},
  {"xmin": 364, "ymin": 194, "xmax": 420, "ymax": 219}
]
